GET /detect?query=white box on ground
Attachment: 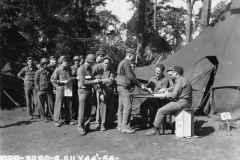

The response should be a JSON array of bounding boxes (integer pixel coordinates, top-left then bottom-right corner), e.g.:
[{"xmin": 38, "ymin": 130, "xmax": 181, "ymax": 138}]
[{"xmin": 175, "ymin": 108, "xmax": 194, "ymax": 137}]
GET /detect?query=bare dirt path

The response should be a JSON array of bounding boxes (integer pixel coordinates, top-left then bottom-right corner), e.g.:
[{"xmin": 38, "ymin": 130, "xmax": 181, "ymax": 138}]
[{"xmin": 1, "ymin": 108, "xmax": 240, "ymax": 160}]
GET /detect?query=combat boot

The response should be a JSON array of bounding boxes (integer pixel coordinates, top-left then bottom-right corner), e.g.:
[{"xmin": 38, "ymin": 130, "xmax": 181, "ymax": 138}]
[{"xmin": 145, "ymin": 127, "xmax": 160, "ymax": 136}]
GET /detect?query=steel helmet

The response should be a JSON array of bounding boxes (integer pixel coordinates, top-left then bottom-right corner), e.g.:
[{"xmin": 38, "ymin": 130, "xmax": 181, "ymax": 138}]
[
  {"xmin": 85, "ymin": 54, "xmax": 96, "ymax": 63},
  {"xmin": 73, "ymin": 56, "xmax": 81, "ymax": 61},
  {"xmin": 40, "ymin": 58, "xmax": 49, "ymax": 66}
]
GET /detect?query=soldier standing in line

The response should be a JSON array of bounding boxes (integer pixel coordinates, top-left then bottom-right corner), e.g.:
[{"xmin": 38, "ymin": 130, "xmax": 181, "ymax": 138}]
[
  {"xmin": 17, "ymin": 57, "xmax": 38, "ymax": 120},
  {"xmin": 77, "ymin": 54, "xmax": 101, "ymax": 136},
  {"xmin": 70, "ymin": 56, "xmax": 81, "ymax": 124},
  {"xmin": 93, "ymin": 55, "xmax": 116, "ymax": 131},
  {"xmin": 34, "ymin": 58, "xmax": 54, "ymax": 121},
  {"xmin": 116, "ymin": 49, "xmax": 146, "ymax": 134},
  {"xmin": 93, "ymin": 50, "xmax": 106, "ymax": 129},
  {"xmin": 51, "ymin": 56, "xmax": 74, "ymax": 127}
]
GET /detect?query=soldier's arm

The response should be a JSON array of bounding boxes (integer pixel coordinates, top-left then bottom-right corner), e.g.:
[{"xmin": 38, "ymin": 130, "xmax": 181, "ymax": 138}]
[
  {"xmin": 51, "ymin": 69, "xmax": 60, "ymax": 86},
  {"xmin": 78, "ymin": 67, "xmax": 98, "ymax": 85},
  {"xmin": 124, "ymin": 63, "xmax": 141, "ymax": 88},
  {"xmin": 17, "ymin": 68, "xmax": 25, "ymax": 81},
  {"xmin": 166, "ymin": 79, "xmax": 182, "ymax": 100},
  {"xmin": 34, "ymin": 71, "xmax": 40, "ymax": 89}
]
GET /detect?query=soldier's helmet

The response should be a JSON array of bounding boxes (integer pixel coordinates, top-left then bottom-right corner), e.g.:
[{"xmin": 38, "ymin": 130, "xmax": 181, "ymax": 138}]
[
  {"xmin": 40, "ymin": 58, "xmax": 49, "ymax": 66},
  {"xmin": 85, "ymin": 54, "xmax": 96, "ymax": 63},
  {"xmin": 73, "ymin": 56, "xmax": 81, "ymax": 61}
]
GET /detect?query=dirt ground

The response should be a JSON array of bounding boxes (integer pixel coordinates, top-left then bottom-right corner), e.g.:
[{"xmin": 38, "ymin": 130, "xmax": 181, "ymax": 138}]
[{"xmin": 1, "ymin": 108, "xmax": 240, "ymax": 160}]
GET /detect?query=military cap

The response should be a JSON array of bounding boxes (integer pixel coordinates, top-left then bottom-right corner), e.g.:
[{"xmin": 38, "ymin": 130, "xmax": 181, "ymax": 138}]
[
  {"xmin": 156, "ymin": 64, "xmax": 165, "ymax": 71},
  {"xmin": 125, "ymin": 48, "xmax": 136, "ymax": 55},
  {"xmin": 26, "ymin": 57, "xmax": 33, "ymax": 62},
  {"xmin": 96, "ymin": 50, "xmax": 105, "ymax": 56},
  {"xmin": 167, "ymin": 67, "xmax": 174, "ymax": 72},
  {"xmin": 58, "ymin": 56, "xmax": 65, "ymax": 64},
  {"xmin": 103, "ymin": 55, "xmax": 112, "ymax": 62}
]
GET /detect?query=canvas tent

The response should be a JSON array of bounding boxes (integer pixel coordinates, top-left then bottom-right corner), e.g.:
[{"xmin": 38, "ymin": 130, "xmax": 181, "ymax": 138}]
[
  {"xmin": 134, "ymin": 0, "xmax": 240, "ymax": 119},
  {"xmin": 1, "ymin": 28, "xmax": 44, "ymax": 108}
]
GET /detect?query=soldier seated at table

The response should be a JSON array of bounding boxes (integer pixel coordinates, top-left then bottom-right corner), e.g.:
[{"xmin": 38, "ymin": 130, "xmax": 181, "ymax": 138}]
[
  {"xmin": 140, "ymin": 64, "xmax": 169, "ymax": 128},
  {"xmin": 145, "ymin": 66, "xmax": 192, "ymax": 136}
]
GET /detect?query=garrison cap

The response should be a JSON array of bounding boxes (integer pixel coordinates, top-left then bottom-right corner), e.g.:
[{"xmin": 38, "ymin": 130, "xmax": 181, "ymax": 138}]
[
  {"xmin": 96, "ymin": 50, "xmax": 105, "ymax": 56},
  {"xmin": 125, "ymin": 48, "xmax": 136, "ymax": 55},
  {"xmin": 156, "ymin": 64, "xmax": 165, "ymax": 71},
  {"xmin": 58, "ymin": 56, "xmax": 65, "ymax": 64},
  {"xmin": 26, "ymin": 57, "xmax": 33, "ymax": 62},
  {"xmin": 103, "ymin": 55, "xmax": 112, "ymax": 62},
  {"xmin": 167, "ymin": 67, "xmax": 174, "ymax": 72}
]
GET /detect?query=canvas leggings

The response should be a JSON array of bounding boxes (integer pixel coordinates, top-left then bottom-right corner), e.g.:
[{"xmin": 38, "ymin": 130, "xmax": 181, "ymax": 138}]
[
  {"xmin": 153, "ymin": 99, "xmax": 192, "ymax": 128},
  {"xmin": 54, "ymin": 86, "xmax": 71, "ymax": 123},
  {"xmin": 117, "ymin": 85, "xmax": 133, "ymax": 130},
  {"xmin": 24, "ymin": 81, "xmax": 38, "ymax": 117},
  {"xmin": 37, "ymin": 90, "xmax": 54, "ymax": 120},
  {"xmin": 78, "ymin": 88, "xmax": 92, "ymax": 131}
]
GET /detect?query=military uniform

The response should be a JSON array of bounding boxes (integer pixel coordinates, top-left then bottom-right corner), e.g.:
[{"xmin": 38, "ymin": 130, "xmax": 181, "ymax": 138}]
[
  {"xmin": 153, "ymin": 75, "xmax": 192, "ymax": 128},
  {"xmin": 51, "ymin": 65, "xmax": 72, "ymax": 124},
  {"xmin": 116, "ymin": 58, "xmax": 142, "ymax": 131},
  {"xmin": 140, "ymin": 75, "xmax": 169, "ymax": 126},
  {"xmin": 77, "ymin": 64, "xmax": 97, "ymax": 133},
  {"xmin": 17, "ymin": 65, "xmax": 38, "ymax": 118},
  {"xmin": 93, "ymin": 63, "xmax": 115, "ymax": 129},
  {"xmin": 70, "ymin": 64, "xmax": 79, "ymax": 120},
  {"xmin": 34, "ymin": 67, "xmax": 54, "ymax": 120}
]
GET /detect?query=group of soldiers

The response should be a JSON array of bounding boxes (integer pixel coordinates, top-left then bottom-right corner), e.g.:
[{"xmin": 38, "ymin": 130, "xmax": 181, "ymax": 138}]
[{"xmin": 17, "ymin": 48, "xmax": 192, "ymax": 136}]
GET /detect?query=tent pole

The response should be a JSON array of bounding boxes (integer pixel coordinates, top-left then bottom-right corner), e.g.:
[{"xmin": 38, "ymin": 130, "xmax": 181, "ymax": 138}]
[{"xmin": 2, "ymin": 89, "xmax": 22, "ymax": 110}]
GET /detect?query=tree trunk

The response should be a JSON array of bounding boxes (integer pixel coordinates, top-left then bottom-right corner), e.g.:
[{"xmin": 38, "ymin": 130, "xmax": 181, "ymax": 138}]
[
  {"xmin": 200, "ymin": 0, "xmax": 212, "ymax": 33},
  {"xmin": 46, "ymin": 0, "xmax": 53, "ymax": 55},
  {"xmin": 154, "ymin": 0, "xmax": 157, "ymax": 30},
  {"xmin": 138, "ymin": 0, "xmax": 145, "ymax": 57},
  {"xmin": 186, "ymin": 0, "xmax": 193, "ymax": 44}
]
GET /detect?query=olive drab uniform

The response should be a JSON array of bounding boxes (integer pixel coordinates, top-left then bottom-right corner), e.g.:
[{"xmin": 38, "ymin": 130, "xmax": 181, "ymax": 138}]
[
  {"xmin": 93, "ymin": 64, "xmax": 116, "ymax": 129},
  {"xmin": 70, "ymin": 65, "xmax": 79, "ymax": 120},
  {"xmin": 77, "ymin": 64, "xmax": 96, "ymax": 132},
  {"xmin": 51, "ymin": 66, "xmax": 72, "ymax": 124},
  {"xmin": 34, "ymin": 67, "xmax": 54, "ymax": 120},
  {"xmin": 17, "ymin": 66, "xmax": 38, "ymax": 117},
  {"xmin": 116, "ymin": 58, "xmax": 142, "ymax": 130},
  {"xmin": 140, "ymin": 75, "xmax": 169, "ymax": 126}
]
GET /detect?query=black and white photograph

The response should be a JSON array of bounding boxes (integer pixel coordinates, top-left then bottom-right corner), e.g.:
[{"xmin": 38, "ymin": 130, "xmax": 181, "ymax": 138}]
[{"xmin": 1, "ymin": 0, "xmax": 240, "ymax": 159}]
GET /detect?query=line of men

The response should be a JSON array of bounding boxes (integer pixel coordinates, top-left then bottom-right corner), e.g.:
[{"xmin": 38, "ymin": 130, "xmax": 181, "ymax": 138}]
[{"xmin": 17, "ymin": 48, "xmax": 192, "ymax": 136}]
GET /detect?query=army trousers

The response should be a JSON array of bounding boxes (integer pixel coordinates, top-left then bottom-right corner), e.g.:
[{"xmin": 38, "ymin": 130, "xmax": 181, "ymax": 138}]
[
  {"xmin": 24, "ymin": 81, "xmax": 38, "ymax": 117},
  {"xmin": 117, "ymin": 85, "xmax": 133, "ymax": 130},
  {"xmin": 78, "ymin": 88, "xmax": 92, "ymax": 131},
  {"xmin": 97, "ymin": 87, "xmax": 115, "ymax": 128},
  {"xmin": 154, "ymin": 99, "xmax": 192, "ymax": 128},
  {"xmin": 54, "ymin": 86, "xmax": 71, "ymax": 123},
  {"xmin": 37, "ymin": 90, "xmax": 54, "ymax": 120}
]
